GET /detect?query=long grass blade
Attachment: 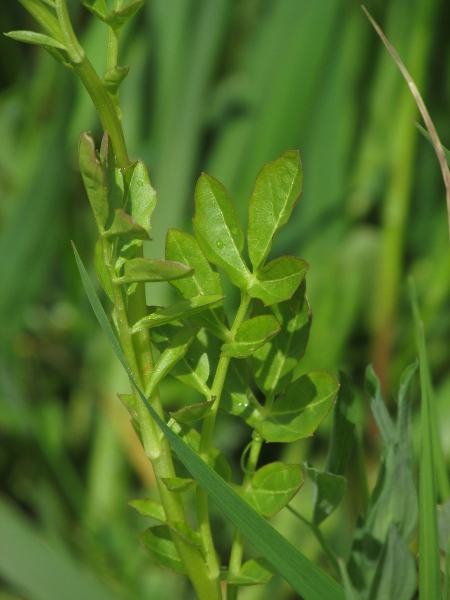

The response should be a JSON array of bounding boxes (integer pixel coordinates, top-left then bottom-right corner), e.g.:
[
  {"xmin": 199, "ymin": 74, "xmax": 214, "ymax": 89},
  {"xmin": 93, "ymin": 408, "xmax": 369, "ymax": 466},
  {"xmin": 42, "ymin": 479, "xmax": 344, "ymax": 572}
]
[{"xmin": 72, "ymin": 243, "xmax": 345, "ymax": 600}]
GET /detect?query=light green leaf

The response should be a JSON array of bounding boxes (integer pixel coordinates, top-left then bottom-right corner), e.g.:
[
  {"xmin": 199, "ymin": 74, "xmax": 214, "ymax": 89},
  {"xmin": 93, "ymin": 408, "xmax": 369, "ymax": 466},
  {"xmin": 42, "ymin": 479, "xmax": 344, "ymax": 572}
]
[
  {"xmin": 73, "ymin": 245, "xmax": 345, "ymax": 600},
  {"xmin": 248, "ymin": 256, "xmax": 308, "ymax": 305},
  {"xmin": 131, "ymin": 295, "xmax": 223, "ymax": 332},
  {"xmin": 169, "ymin": 400, "xmax": 214, "ymax": 423},
  {"xmin": 104, "ymin": 209, "xmax": 149, "ymax": 239},
  {"xmin": 4, "ymin": 30, "xmax": 67, "ymax": 50},
  {"xmin": 123, "ymin": 160, "xmax": 156, "ymax": 232},
  {"xmin": 166, "ymin": 229, "xmax": 228, "ymax": 339},
  {"xmin": 242, "ymin": 462, "xmax": 303, "ymax": 518},
  {"xmin": 254, "ymin": 372, "xmax": 339, "ymax": 443},
  {"xmin": 221, "ymin": 315, "xmax": 280, "ymax": 358},
  {"xmin": 102, "ymin": 65, "xmax": 130, "ymax": 94},
  {"xmin": 116, "ymin": 257, "xmax": 193, "ymax": 284},
  {"xmin": 223, "ymin": 557, "xmax": 275, "ymax": 586},
  {"xmin": 250, "ymin": 281, "xmax": 310, "ymax": 396},
  {"xmin": 161, "ymin": 477, "xmax": 197, "ymax": 493},
  {"xmin": 247, "ymin": 150, "xmax": 302, "ymax": 270},
  {"xmin": 79, "ymin": 0, "xmax": 107, "ymax": 19},
  {"xmin": 139, "ymin": 526, "xmax": 187, "ymax": 574},
  {"xmin": 193, "ymin": 173, "xmax": 250, "ymax": 289},
  {"xmin": 305, "ymin": 463, "xmax": 347, "ymax": 526},
  {"xmin": 144, "ymin": 328, "xmax": 198, "ymax": 398},
  {"xmin": 105, "ymin": 0, "xmax": 146, "ymax": 30},
  {"xmin": 128, "ymin": 498, "xmax": 165, "ymax": 522},
  {"xmin": 78, "ymin": 132, "xmax": 109, "ymax": 231}
]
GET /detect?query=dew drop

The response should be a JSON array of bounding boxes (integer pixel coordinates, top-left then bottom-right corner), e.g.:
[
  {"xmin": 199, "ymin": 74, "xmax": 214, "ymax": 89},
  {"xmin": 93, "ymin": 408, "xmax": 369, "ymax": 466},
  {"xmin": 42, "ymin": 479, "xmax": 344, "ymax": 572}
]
[
  {"xmin": 137, "ymin": 180, "xmax": 144, "ymax": 187},
  {"xmin": 216, "ymin": 239, "xmax": 224, "ymax": 249}
]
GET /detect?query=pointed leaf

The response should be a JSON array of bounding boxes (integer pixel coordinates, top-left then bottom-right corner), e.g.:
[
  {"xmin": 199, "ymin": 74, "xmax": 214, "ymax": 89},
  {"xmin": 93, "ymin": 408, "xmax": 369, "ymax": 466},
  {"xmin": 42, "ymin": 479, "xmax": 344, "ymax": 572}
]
[
  {"xmin": 247, "ymin": 151, "xmax": 302, "ymax": 270},
  {"xmin": 128, "ymin": 498, "xmax": 165, "ymax": 522},
  {"xmin": 123, "ymin": 160, "xmax": 156, "ymax": 232},
  {"xmin": 117, "ymin": 257, "xmax": 193, "ymax": 284},
  {"xmin": 161, "ymin": 477, "xmax": 197, "ymax": 493},
  {"xmin": 78, "ymin": 132, "xmax": 109, "ymax": 231},
  {"xmin": 139, "ymin": 526, "xmax": 187, "ymax": 574},
  {"xmin": 132, "ymin": 295, "xmax": 223, "ymax": 332},
  {"xmin": 144, "ymin": 327, "xmax": 198, "ymax": 398},
  {"xmin": 242, "ymin": 462, "xmax": 303, "ymax": 518},
  {"xmin": 250, "ymin": 281, "xmax": 310, "ymax": 396},
  {"xmin": 193, "ymin": 173, "xmax": 250, "ymax": 289},
  {"xmin": 254, "ymin": 372, "xmax": 339, "ymax": 442},
  {"xmin": 305, "ymin": 463, "xmax": 347, "ymax": 526},
  {"xmin": 5, "ymin": 30, "xmax": 67, "ymax": 50},
  {"xmin": 168, "ymin": 331, "xmax": 212, "ymax": 397},
  {"xmin": 221, "ymin": 315, "xmax": 280, "ymax": 358},
  {"xmin": 100, "ymin": 132, "xmax": 124, "ymax": 223},
  {"xmin": 248, "ymin": 256, "xmax": 308, "ymax": 305},
  {"xmin": 166, "ymin": 229, "xmax": 228, "ymax": 339},
  {"xmin": 105, "ymin": 209, "xmax": 149, "ymax": 239},
  {"xmin": 223, "ymin": 557, "xmax": 275, "ymax": 586},
  {"xmin": 72, "ymin": 244, "xmax": 345, "ymax": 600},
  {"xmin": 169, "ymin": 401, "xmax": 214, "ymax": 423},
  {"xmin": 79, "ymin": 0, "xmax": 107, "ymax": 19},
  {"xmin": 106, "ymin": 0, "xmax": 146, "ymax": 29}
]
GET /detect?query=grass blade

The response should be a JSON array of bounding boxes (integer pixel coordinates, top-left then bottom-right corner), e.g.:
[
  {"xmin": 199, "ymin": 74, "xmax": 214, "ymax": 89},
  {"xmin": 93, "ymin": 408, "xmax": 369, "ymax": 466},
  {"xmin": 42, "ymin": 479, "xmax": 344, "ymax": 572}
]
[{"xmin": 72, "ymin": 243, "xmax": 345, "ymax": 600}]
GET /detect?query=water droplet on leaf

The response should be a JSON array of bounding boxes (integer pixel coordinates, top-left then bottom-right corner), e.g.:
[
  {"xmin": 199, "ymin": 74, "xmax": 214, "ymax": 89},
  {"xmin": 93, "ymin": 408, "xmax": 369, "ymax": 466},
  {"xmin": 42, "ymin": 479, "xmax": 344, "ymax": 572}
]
[
  {"xmin": 137, "ymin": 180, "xmax": 144, "ymax": 187},
  {"xmin": 216, "ymin": 240, "xmax": 224, "ymax": 249}
]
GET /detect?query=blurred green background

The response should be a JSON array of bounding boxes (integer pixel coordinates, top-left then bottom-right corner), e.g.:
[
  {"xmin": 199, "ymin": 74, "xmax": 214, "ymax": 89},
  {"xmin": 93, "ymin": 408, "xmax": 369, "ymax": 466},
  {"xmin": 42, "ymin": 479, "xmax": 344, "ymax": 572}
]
[{"xmin": 1, "ymin": 1, "xmax": 450, "ymax": 598}]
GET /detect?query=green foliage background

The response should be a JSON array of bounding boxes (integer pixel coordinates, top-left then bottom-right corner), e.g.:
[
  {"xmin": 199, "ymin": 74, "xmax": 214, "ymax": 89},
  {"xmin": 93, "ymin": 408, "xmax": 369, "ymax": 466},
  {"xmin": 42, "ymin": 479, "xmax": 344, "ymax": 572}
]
[{"xmin": 1, "ymin": 1, "xmax": 450, "ymax": 598}]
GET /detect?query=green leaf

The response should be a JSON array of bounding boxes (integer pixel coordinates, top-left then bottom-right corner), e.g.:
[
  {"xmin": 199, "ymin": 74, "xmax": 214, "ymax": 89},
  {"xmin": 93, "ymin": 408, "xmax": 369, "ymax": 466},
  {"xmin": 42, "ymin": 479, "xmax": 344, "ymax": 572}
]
[
  {"xmin": 123, "ymin": 160, "xmax": 156, "ymax": 232},
  {"xmin": 368, "ymin": 525, "xmax": 416, "ymax": 600},
  {"xmin": 221, "ymin": 358, "xmax": 262, "ymax": 421},
  {"xmin": 72, "ymin": 245, "xmax": 345, "ymax": 600},
  {"xmin": 247, "ymin": 150, "xmax": 303, "ymax": 270},
  {"xmin": 144, "ymin": 327, "xmax": 198, "ymax": 398},
  {"xmin": 254, "ymin": 372, "xmax": 339, "ymax": 443},
  {"xmin": 139, "ymin": 526, "xmax": 187, "ymax": 575},
  {"xmin": 79, "ymin": 0, "xmax": 107, "ymax": 19},
  {"xmin": 221, "ymin": 315, "xmax": 280, "ymax": 358},
  {"xmin": 305, "ymin": 463, "xmax": 346, "ymax": 526},
  {"xmin": 242, "ymin": 462, "xmax": 303, "ymax": 518},
  {"xmin": 4, "ymin": 30, "xmax": 67, "ymax": 50},
  {"xmin": 105, "ymin": 0, "xmax": 146, "ymax": 30},
  {"xmin": 250, "ymin": 281, "xmax": 310, "ymax": 396},
  {"xmin": 248, "ymin": 256, "xmax": 308, "ymax": 305},
  {"xmin": 326, "ymin": 372, "xmax": 358, "ymax": 476},
  {"xmin": 102, "ymin": 65, "xmax": 130, "ymax": 94},
  {"xmin": 166, "ymin": 229, "xmax": 228, "ymax": 339},
  {"xmin": 167, "ymin": 329, "xmax": 213, "ymax": 397},
  {"xmin": 169, "ymin": 400, "xmax": 214, "ymax": 423},
  {"xmin": 94, "ymin": 239, "xmax": 114, "ymax": 302},
  {"xmin": 223, "ymin": 557, "xmax": 275, "ymax": 586},
  {"xmin": 193, "ymin": 173, "xmax": 250, "ymax": 289},
  {"xmin": 99, "ymin": 133, "xmax": 124, "ymax": 221},
  {"xmin": 168, "ymin": 521, "xmax": 201, "ymax": 548},
  {"xmin": 161, "ymin": 477, "xmax": 197, "ymax": 493},
  {"xmin": 128, "ymin": 498, "xmax": 165, "ymax": 522},
  {"xmin": 131, "ymin": 295, "xmax": 223, "ymax": 332},
  {"xmin": 413, "ymin": 120, "xmax": 450, "ymax": 166},
  {"xmin": 78, "ymin": 132, "xmax": 109, "ymax": 231},
  {"xmin": 116, "ymin": 257, "xmax": 193, "ymax": 284},
  {"xmin": 105, "ymin": 209, "xmax": 149, "ymax": 239}
]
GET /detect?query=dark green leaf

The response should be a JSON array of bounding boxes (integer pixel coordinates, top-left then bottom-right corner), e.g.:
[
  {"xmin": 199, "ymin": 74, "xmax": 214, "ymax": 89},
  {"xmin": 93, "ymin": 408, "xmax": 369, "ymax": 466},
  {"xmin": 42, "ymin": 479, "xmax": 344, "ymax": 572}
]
[
  {"xmin": 94, "ymin": 239, "xmax": 114, "ymax": 301},
  {"xmin": 99, "ymin": 132, "xmax": 124, "ymax": 222},
  {"xmin": 166, "ymin": 229, "xmax": 228, "ymax": 339},
  {"xmin": 139, "ymin": 526, "xmax": 187, "ymax": 574},
  {"xmin": 131, "ymin": 295, "xmax": 223, "ymax": 332},
  {"xmin": 248, "ymin": 256, "xmax": 308, "ymax": 305},
  {"xmin": 117, "ymin": 257, "xmax": 193, "ymax": 283},
  {"xmin": 247, "ymin": 150, "xmax": 303, "ymax": 270},
  {"xmin": 4, "ymin": 30, "xmax": 67, "ymax": 50},
  {"xmin": 193, "ymin": 173, "xmax": 250, "ymax": 289},
  {"xmin": 253, "ymin": 372, "xmax": 339, "ymax": 443},
  {"xmin": 221, "ymin": 358, "xmax": 262, "ymax": 421},
  {"xmin": 242, "ymin": 462, "xmax": 303, "ymax": 517},
  {"xmin": 326, "ymin": 372, "xmax": 358, "ymax": 476},
  {"xmin": 221, "ymin": 315, "xmax": 280, "ymax": 358},
  {"xmin": 128, "ymin": 498, "xmax": 165, "ymax": 521},
  {"xmin": 250, "ymin": 281, "xmax": 310, "ymax": 396},
  {"xmin": 169, "ymin": 401, "xmax": 214, "ymax": 423},
  {"xmin": 223, "ymin": 557, "xmax": 275, "ymax": 586},
  {"xmin": 167, "ymin": 330, "xmax": 212, "ymax": 397},
  {"xmin": 73, "ymin": 245, "xmax": 345, "ymax": 600},
  {"xmin": 161, "ymin": 477, "xmax": 197, "ymax": 493},
  {"xmin": 305, "ymin": 463, "xmax": 347, "ymax": 526},
  {"xmin": 78, "ymin": 132, "xmax": 109, "ymax": 231}
]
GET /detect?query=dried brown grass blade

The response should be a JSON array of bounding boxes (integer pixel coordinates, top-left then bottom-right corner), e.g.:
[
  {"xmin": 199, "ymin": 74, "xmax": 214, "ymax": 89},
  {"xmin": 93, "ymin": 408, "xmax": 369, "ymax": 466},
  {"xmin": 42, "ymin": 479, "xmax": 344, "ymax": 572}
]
[{"xmin": 362, "ymin": 5, "xmax": 450, "ymax": 241}]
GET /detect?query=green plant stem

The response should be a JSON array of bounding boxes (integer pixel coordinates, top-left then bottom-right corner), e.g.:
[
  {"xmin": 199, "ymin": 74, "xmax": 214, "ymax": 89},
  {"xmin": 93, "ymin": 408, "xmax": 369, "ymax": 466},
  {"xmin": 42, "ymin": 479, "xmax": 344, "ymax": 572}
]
[
  {"xmin": 107, "ymin": 0, "xmax": 124, "ymax": 71},
  {"xmin": 226, "ymin": 433, "xmax": 264, "ymax": 600},
  {"xmin": 195, "ymin": 292, "xmax": 252, "ymax": 589}
]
